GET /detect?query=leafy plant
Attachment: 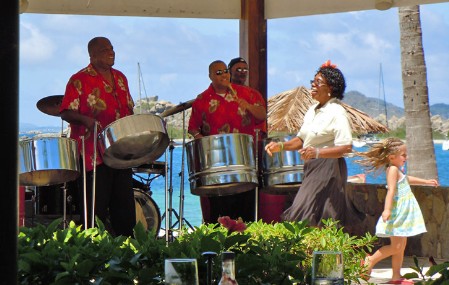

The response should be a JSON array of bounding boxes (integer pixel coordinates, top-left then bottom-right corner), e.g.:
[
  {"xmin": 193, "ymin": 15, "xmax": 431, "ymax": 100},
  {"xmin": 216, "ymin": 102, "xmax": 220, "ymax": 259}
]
[
  {"xmin": 402, "ymin": 255, "xmax": 449, "ymax": 285},
  {"xmin": 18, "ymin": 218, "xmax": 377, "ymax": 284}
]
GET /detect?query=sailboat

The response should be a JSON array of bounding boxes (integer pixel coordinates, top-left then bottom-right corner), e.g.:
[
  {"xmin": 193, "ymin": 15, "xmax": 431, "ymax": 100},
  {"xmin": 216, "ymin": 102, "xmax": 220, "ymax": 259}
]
[
  {"xmin": 352, "ymin": 138, "xmax": 367, "ymax": 148},
  {"xmin": 354, "ymin": 63, "xmax": 387, "ymax": 147},
  {"xmin": 361, "ymin": 133, "xmax": 381, "ymax": 145},
  {"xmin": 442, "ymin": 138, "xmax": 449, "ymax": 151}
]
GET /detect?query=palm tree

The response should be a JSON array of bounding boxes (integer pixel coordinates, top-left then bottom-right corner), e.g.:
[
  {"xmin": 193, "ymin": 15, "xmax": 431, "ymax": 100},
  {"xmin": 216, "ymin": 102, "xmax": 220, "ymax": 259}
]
[{"xmin": 398, "ymin": 5, "xmax": 438, "ymax": 179}]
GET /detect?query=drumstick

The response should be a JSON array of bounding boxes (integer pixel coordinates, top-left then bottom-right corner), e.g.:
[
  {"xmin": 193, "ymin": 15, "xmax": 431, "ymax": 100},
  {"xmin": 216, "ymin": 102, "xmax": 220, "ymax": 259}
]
[{"xmin": 228, "ymin": 84, "xmax": 238, "ymax": 101}]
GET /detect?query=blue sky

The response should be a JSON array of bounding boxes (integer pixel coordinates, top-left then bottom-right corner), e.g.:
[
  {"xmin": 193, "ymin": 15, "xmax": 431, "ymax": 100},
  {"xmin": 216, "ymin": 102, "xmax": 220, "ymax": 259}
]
[{"xmin": 19, "ymin": 3, "xmax": 449, "ymax": 127}]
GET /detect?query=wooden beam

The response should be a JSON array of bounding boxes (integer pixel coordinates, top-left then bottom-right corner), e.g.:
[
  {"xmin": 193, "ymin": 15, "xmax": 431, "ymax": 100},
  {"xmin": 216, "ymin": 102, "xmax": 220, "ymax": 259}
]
[{"xmin": 240, "ymin": 0, "xmax": 267, "ymax": 103}]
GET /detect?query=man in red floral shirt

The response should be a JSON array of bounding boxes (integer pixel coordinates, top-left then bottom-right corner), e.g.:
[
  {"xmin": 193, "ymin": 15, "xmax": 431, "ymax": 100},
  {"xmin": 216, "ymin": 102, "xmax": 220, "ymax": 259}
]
[
  {"xmin": 60, "ymin": 36, "xmax": 136, "ymax": 236},
  {"xmin": 188, "ymin": 60, "xmax": 266, "ymax": 223},
  {"xmin": 228, "ymin": 57, "xmax": 267, "ymax": 141}
]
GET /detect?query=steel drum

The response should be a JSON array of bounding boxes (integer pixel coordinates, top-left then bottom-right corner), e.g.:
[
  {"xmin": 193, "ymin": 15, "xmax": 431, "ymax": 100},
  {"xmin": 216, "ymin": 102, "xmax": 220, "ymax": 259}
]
[
  {"xmin": 261, "ymin": 135, "xmax": 304, "ymax": 194},
  {"xmin": 185, "ymin": 133, "xmax": 258, "ymax": 196},
  {"xmin": 19, "ymin": 135, "xmax": 80, "ymax": 186},
  {"xmin": 101, "ymin": 114, "xmax": 169, "ymax": 169}
]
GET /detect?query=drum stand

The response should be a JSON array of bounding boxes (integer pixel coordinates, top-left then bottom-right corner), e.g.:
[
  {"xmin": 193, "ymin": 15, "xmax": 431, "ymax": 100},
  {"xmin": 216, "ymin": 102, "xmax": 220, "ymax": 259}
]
[
  {"xmin": 28, "ymin": 183, "xmax": 74, "ymax": 229},
  {"xmin": 59, "ymin": 183, "xmax": 70, "ymax": 229},
  {"xmin": 161, "ymin": 140, "xmax": 194, "ymax": 243},
  {"xmin": 161, "ymin": 109, "xmax": 194, "ymax": 243},
  {"xmin": 133, "ymin": 172, "xmax": 159, "ymax": 194},
  {"xmin": 58, "ymin": 119, "xmax": 73, "ymax": 229},
  {"xmin": 30, "ymin": 187, "xmax": 37, "ymax": 226}
]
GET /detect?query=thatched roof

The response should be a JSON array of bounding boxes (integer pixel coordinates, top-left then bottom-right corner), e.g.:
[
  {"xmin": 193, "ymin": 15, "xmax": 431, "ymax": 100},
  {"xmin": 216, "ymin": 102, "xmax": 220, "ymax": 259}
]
[{"xmin": 267, "ymin": 86, "xmax": 389, "ymax": 135}]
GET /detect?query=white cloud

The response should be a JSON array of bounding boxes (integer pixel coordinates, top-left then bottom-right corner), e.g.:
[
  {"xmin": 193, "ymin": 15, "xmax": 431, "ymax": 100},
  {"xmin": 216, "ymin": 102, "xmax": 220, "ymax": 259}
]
[
  {"xmin": 20, "ymin": 21, "xmax": 56, "ymax": 64},
  {"xmin": 159, "ymin": 73, "xmax": 179, "ymax": 86},
  {"xmin": 18, "ymin": 3, "xmax": 449, "ymax": 126}
]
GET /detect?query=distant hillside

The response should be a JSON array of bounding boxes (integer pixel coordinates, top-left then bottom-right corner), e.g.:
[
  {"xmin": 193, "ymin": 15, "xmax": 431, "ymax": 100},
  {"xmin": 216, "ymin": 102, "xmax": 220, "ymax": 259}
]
[
  {"xmin": 430, "ymin": 103, "xmax": 449, "ymax": 120},
  {"xmin": 19, "ymin": 90, "xmax": 449, "ymax": 132},
  {"xmin": 344, "ymin": 91, "xmax": 449, "ymax": 120},
  {"xmin": 20, "ymin": 123, "xmax": 61, "ymax": 133}
]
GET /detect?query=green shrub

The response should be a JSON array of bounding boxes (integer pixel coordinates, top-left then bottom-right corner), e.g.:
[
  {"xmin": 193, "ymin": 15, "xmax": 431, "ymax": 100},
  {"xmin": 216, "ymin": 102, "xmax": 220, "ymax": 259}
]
[{"xmin": 18, "ymin": 218, "xmax": 377, "ymax": 284}]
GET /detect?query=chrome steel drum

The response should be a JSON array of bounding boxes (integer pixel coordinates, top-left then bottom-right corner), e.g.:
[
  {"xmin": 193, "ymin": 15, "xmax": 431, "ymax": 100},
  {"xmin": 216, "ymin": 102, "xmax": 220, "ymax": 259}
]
[
  {"xmin": 134, "ymin": 189, "xmax": 161, "ymax": 236},
  {"xmin": 101, "ymin": 114, "xmax": 169, "ymax": 169},
  {"xmin": 185, "ymin": 133, "xmax": 258, "ymax": 196},
  {"xmin": 19, "ymin": 136, "xmax": 80, "ymax": 186},
  {"xmin": 262, "ymin": 135, "xmax": 304, "ymax": 194}
]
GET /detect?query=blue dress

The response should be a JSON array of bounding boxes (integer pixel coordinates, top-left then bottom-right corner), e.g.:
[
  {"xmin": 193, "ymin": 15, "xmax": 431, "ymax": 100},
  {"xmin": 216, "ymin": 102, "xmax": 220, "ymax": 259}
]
[{"xmin": 376, "ymin": 174, "xmax": 427, "ymax": 237}]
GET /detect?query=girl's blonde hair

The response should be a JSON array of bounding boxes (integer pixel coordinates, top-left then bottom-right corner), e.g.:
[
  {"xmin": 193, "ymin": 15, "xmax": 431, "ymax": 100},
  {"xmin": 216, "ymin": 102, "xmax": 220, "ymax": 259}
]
[{"xmin": 354, "ymin": 137, "xmax": 405, "ymax": 174}]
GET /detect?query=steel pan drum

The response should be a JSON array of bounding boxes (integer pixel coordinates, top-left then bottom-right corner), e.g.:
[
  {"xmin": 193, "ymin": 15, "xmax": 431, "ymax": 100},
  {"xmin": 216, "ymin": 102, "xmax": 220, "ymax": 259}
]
[
  {"xmin": 185, "ymin": 133, "xmax": 258, "ymax": 196},
  {"xmin": 19, "ymin": 136, "xmax": 80, "ymax": 186},
  {"xmin": 101, "ymin": 114, "xmax": 169, "ymax": 169},
  {"xmin": 262, "ymin": 135, "xmax": 304, "ymax": 194}
]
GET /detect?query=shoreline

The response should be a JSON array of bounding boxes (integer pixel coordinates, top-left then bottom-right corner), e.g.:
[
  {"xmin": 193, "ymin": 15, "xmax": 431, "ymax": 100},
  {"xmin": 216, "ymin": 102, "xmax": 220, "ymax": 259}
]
[{"xmin": 173, "ymin": 138, "xmax": 447, "ymax": 144}]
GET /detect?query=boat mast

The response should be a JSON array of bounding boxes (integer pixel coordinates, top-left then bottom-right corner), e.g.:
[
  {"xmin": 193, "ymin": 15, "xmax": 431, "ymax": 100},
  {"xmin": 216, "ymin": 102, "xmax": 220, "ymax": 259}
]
[
  {"xmin": 378, "ymin": 63, "xmax": 388, "ymax": 128},
  {"xmin": 138, "ymin": 62, "xmax": 142, "ymax": 114}
]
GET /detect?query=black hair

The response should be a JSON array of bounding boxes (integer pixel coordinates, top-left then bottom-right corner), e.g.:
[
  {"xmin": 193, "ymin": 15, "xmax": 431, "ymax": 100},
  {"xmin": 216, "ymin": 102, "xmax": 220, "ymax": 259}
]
[
  {"xmin": 317, "ymin": 66, "xmax": 346, "ymax": 100},
  {"xmin": 209, "ymin": 60, "xmax": 226, "ymax": 74}
]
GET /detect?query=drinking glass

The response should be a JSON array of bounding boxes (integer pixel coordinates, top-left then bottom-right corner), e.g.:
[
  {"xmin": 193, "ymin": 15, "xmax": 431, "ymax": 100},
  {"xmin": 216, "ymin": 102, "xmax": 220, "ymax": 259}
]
[
  {"xmin": 311, "ymin": 251, "xmax": 344, "ymax": 285},
  {"xmin": 164, "ymin": 258, "xmax": 199, "ymax": 285}
]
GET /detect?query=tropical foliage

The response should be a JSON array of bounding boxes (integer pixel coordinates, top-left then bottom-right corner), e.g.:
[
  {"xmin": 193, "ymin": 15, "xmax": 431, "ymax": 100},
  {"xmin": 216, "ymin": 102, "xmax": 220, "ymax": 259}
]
[
  {"xmin": 18, "ymin": 217, "xmax": 448, "ymax": 284},
  {"xmin": 18, "ymin": 218, "xmax": 377, "ymax": 285}
]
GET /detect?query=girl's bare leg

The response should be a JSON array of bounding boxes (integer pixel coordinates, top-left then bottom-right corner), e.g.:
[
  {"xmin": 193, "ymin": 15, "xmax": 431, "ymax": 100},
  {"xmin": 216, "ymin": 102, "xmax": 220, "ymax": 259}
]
[
  {"xmin": 390, "ymin": 236, "xmax": 407, "ymax": 280},
  {"xmin": 366, "ymin": 236, "xmax": 407, "ymax": 280}
]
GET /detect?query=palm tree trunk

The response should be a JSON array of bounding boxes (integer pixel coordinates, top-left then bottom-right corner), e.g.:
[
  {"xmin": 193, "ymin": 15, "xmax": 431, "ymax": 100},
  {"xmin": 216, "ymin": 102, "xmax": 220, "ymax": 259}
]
[{"xmin": 399, "ymin": 5, "xmax": 438, "ymax": 179}]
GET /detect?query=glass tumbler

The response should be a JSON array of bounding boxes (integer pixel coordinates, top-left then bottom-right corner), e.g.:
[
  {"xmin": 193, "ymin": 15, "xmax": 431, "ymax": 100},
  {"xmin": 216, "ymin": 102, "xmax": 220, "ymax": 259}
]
[
  {"xmin": 164, "ymin": 258, "xmax": 199, "ymax": 285},
  {"xmin": 311, "ymin": 250, "xmax": 344, "ymax": 285}
]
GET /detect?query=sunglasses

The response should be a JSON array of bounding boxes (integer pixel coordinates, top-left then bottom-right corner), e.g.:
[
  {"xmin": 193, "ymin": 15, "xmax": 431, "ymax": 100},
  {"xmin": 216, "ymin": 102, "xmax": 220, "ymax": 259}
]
[
  {"xmin": 214, "ymin": 69, "xmax": 230, "ymax": 76},
  {"xmin": 235, "ymin": 68, "xmax": 248, "ymax": 73},
  {"xmin": 310, "ymin": 79, "xmax": 327, "ymax": 87}
]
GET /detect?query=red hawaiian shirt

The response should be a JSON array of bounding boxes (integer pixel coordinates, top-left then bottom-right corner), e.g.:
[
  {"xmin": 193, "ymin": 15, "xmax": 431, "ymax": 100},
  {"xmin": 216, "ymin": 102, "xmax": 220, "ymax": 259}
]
[
  {"xmin": 60, "ymin": 64, "xmax": 134, "ymax": 171},
  {"xmin": 188, "ymin": 83, "xmax": 265, "ymax": 139}
]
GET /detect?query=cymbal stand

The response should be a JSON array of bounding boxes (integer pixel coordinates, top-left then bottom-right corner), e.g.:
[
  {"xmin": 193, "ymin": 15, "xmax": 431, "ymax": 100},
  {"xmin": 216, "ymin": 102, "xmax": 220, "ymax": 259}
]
[
  {"xmin": 162, "ymin": 140, "xmax": 190, "ymax": 243},
  {"xmin": 58, "ymin": 119, "xmax": 70, "ymax": 229},
  {"xmin": 161, "ymin": 117, "xmax": 193, "ymax": 243},
  {"xmin": 163, "ymin": 141, "xmax": 177, "ymax": 243},
  {"xmin": 60, "ymin": 118, "xmax": 65, "ymax": 137},
  {"xmin": 177, "ymin": 107, "xmax": 194, "ymax": 233}
]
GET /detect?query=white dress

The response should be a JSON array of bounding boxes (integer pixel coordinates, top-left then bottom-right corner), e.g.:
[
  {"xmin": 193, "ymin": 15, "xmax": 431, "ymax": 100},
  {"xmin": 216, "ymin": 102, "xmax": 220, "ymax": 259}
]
[{"xmin": 376, "ymin": 174, "xmax": 427, "ymax": 237}]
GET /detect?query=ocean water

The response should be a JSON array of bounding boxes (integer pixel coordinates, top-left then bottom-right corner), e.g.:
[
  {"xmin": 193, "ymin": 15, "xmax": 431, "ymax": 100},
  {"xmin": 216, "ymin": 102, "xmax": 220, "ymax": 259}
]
[
  {"xmin": 19, "ymin": 133, "xmax": 448, "ymax": 228},
  {"xmin": 137, "ymin": 143, "xmax": 449, "ymax": 228},
  {"xmin": 347, "ymin": 143, "xmax": 449, "ymax": 185}
]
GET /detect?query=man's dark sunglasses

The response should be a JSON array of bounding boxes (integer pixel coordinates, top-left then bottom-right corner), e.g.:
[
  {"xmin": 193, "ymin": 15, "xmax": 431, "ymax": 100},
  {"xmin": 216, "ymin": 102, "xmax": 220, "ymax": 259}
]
[{"xmin": 215, "ymin": 69, "xmax": 230, "ymax": 75}]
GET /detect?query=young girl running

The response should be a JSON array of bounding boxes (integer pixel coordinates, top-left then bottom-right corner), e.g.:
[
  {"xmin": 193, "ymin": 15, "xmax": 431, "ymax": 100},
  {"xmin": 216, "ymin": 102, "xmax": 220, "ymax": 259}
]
[{"xmin": 355, "ymin": 137, "xmax": 438, "ymax": 283}]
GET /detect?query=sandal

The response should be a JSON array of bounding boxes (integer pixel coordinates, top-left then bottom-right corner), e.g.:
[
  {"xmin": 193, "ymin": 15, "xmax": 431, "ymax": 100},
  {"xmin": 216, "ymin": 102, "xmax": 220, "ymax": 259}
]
[
  {"xmin": 386, "ymin": 278, "xmax": 414, "ymax": 285},
  {"xmin": 360, "ymin": 254, "xmax": 371, "ymax": 281}
]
